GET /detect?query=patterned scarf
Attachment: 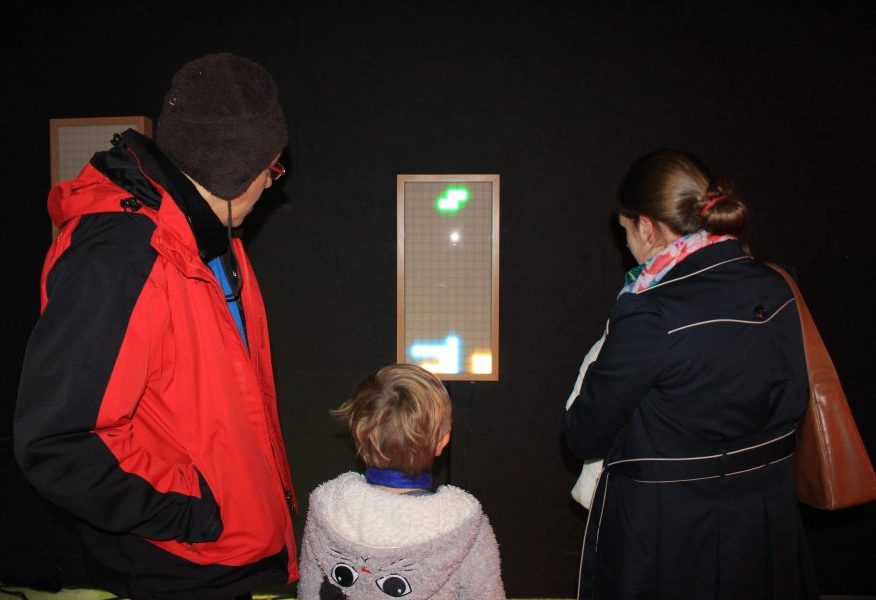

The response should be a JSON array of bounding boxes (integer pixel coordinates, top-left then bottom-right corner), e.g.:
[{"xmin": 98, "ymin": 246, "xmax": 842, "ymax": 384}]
[{"xmin": 621, "ymin": 230, "xmax": 736, "ymax": 295}]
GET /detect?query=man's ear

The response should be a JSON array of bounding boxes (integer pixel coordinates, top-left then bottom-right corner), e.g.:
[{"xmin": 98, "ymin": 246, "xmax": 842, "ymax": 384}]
[{"xmin": 435, "ymin": 432, "xmax": 451, "ymax": 457}]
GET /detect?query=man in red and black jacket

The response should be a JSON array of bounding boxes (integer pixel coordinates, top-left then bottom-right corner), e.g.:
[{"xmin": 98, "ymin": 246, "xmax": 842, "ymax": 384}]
[{"xmin": 15, "ymin": 53, "xmax": 297, "ymax": 599}]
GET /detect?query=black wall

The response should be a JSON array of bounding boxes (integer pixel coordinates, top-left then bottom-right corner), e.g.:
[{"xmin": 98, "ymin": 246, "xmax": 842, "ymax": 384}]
[{"xmin": 3, "ymin": 2, "xmax": 875, "ymax": 596}]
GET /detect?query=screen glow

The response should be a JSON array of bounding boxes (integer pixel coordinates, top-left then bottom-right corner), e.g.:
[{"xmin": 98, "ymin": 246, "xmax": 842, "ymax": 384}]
[
  {"xmin": 436, "ymin": 187, "xmax": 469, "ymax": 214},
  {"xmin": 470, "ymin": 352, "xmax": 493, "ymax": 375},
  {"xmin": 409, "ymin": 334, "xmax": 461, "ymax": 374}
]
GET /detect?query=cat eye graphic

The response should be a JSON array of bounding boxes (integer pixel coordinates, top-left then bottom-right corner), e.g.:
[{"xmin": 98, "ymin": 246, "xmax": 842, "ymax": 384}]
[
  {"xmin": 376, "ymin": 574, "xmax": 412, "ymax": 597},
  {"xmin": 331, "ymin": 563, "xmax": 359, "ymax": 587},
  {"xmin": 330, "ymin": 561, "xmax": 412, "ymax": 597}
]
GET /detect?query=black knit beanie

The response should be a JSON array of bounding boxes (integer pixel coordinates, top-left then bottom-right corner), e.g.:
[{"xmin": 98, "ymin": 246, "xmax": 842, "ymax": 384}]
[{"xmin": 156, "ymin": 52, "xmax": 288, "ymax": 200}]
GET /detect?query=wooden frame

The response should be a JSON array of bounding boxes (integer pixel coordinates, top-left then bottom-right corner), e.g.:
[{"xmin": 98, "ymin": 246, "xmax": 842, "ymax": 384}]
[
  {"xmin": 50, "ymin": 116, "xmax": 152, "ymax": 185},
  {"xmin": 397, "ymin": 174, "xmax": 500, "ymax": 381}
]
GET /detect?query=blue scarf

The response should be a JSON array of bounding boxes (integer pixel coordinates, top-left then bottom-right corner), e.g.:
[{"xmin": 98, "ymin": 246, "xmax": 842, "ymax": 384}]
[{"xmin": 365, "ymin": 467, "xmax": 432, "ymax": 490}]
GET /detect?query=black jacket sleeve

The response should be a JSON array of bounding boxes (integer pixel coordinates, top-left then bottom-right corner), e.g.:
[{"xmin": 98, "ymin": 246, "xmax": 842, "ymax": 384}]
[
  {"xmin": 14, "ymin": 213, "xmax": 221, "ymax": 542},
  {"xmin": 564, "ymin": 292, "xmax": 667, "ymax": 459}
]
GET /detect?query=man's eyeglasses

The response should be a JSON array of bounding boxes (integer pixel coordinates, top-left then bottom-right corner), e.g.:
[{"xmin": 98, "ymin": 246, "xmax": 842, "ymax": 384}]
[{"xmin": 268, "ymin": 161, "xmax": 286, "ymax": 182}]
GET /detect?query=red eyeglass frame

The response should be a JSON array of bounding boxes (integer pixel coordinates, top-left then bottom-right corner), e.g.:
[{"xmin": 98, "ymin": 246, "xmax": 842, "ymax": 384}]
[{"xmin": 268, "ymin": 161, "xmax": 286, "ymax": 181}]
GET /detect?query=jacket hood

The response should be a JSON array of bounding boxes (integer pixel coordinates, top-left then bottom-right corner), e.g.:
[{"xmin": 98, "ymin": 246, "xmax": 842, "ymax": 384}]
[
  {"xmin": 311, "ymin": 472, "xmax": 481, "ymax": 549},
  {"xmin": 48, "ymin": 163, "xmax": 138, "ymax": 229},
  {"xmin": 48, "ymin": 130, "xmax": 229, "ymax": 262}
]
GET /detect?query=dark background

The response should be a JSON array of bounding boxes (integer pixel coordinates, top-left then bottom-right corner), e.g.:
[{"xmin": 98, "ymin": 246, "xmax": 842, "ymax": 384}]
[{"xmin": 2, "ymin": 2, "xmax": 875, "ymax": 596}]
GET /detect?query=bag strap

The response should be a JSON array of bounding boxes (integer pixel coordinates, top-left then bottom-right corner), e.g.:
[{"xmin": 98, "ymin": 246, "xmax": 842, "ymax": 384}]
[
  {"xmin": 766, "ymin": 264, "xmax": 837, "ymax": 386},
  {"xmin": 767, "ymin": 262, "xmax": 876, "ymax": 509}
]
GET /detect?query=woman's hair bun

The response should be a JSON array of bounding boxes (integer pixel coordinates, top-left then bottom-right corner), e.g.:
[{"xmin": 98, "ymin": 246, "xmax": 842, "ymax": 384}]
[
  {"xmin": 697, "ymin": 184, "xmax": 746, "ymax": 235},
  {"xmin": 618, "ymin": 149, "xmax": 747, "ymax": 237}
]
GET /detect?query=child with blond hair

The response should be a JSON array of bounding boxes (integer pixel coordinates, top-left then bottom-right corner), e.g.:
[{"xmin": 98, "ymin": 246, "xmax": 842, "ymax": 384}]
[{"xmin": 298, "ymin": 363, "xmax": 506, "ymax": 599}]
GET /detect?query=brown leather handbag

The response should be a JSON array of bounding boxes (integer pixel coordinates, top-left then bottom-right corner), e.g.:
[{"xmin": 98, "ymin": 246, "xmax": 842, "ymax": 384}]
[{"xmin": 769, "ymin": 263, "xmax": 876, "ymax": 509}]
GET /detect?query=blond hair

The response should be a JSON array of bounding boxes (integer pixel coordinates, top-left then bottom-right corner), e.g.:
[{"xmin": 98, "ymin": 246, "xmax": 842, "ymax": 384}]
[{"xmin": 332, "ymin": 364, "xmax": 451, "ymax": 476}]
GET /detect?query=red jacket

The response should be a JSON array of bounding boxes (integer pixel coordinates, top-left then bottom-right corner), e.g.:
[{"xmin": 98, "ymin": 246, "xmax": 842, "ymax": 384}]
[{"xmin": 15, "ymin": 131, "xmax": 297, "ymax": 598}]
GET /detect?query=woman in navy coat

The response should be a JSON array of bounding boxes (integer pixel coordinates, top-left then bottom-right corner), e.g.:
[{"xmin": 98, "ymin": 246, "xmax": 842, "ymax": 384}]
[{"xmin": 565, "ymin": 149, "xmax": 819, "ymax": 599}]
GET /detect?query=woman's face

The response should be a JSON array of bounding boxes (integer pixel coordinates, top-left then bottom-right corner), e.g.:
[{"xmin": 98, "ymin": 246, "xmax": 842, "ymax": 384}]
[{"xmin": 618, "ymin": 214, "xmax": 653, "ymax": 264}]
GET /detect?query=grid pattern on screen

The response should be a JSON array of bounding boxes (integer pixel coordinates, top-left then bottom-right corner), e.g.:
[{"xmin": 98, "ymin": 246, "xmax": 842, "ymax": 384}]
[
  {"xmin": 403, "ymin": 181, "xmax": 494, "ymax": 375},
  {"xmin": 56, "ymin": 125, "xmax": 130, "ymax": 182}
]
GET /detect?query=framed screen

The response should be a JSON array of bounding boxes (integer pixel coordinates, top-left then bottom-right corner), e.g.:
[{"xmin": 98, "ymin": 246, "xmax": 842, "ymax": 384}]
[
  {"xmin": 50, "ymin": 116, "xmax": 152, "ymax": 185},
  {"xmin": 397, "ymin": 174, "xmax": 500, "ymax": 381}
]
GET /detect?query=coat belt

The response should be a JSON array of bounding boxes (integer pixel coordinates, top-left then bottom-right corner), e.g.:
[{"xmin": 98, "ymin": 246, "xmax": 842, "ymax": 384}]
[{"xmin": 605, "ymin": 429, "xmax": 796, "ymax": 483}]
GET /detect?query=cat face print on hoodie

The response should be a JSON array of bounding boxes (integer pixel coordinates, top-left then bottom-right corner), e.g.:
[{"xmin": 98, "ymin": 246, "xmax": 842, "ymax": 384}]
[{"xmin": 297, "ymin": 473, "xmax": 506, "ymax": 600}]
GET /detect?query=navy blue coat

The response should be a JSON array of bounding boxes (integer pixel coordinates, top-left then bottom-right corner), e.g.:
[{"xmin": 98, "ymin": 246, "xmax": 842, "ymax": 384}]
[{"xmin": 565, "ymin": 240, "xmax": 818, "ymax": 599}]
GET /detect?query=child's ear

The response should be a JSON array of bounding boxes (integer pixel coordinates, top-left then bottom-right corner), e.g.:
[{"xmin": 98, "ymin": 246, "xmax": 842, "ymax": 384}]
[{"xmin": 435, "ymin": 432, "xmax": 451, "ymax": 457}]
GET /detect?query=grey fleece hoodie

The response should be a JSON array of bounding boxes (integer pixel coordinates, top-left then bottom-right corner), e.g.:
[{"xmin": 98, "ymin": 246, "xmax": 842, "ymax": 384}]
[{"xmin": 298, "ymin": 472, "xmax": 506, "ymax": 600}]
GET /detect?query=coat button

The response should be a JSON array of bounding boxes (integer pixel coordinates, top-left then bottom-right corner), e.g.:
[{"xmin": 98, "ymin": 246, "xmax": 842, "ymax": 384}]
[{"xmin": 754, "ymin": 304, "xmax": 767, "ymax": 320}]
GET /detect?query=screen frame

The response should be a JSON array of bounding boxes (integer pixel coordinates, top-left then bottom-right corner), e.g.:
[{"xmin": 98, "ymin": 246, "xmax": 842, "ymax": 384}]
[
  {"xmin": 50, "ymin": 116, "xmax": 152, "ymax": 185},
  {"xmin": 396, "ymin": 173, "xmax": 500, "ymax": 381}
]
